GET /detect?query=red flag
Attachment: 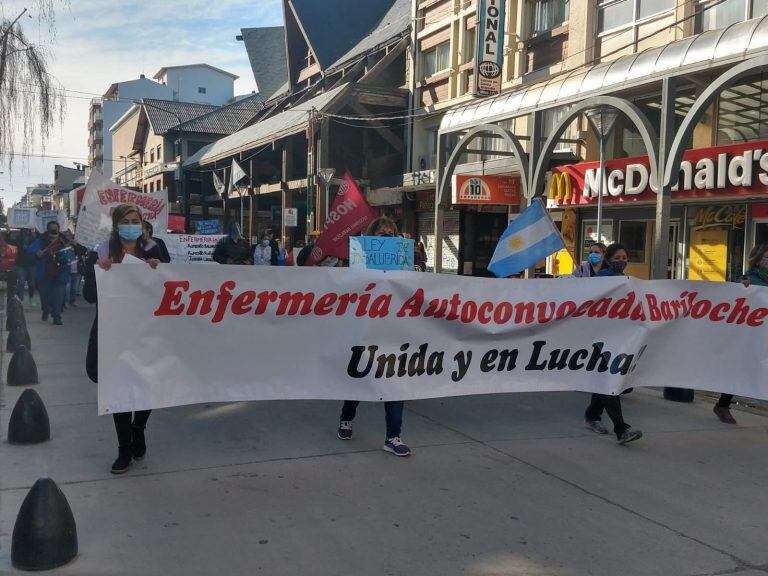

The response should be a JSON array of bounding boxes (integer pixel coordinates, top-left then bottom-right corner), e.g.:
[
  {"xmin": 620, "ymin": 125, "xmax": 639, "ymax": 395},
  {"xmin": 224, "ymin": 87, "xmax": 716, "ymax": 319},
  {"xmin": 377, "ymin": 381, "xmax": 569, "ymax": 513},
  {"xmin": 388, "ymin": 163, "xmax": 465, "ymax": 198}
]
[{"xmin": 307, "ymin": 171, "xmax": 376, "ymax": 265}]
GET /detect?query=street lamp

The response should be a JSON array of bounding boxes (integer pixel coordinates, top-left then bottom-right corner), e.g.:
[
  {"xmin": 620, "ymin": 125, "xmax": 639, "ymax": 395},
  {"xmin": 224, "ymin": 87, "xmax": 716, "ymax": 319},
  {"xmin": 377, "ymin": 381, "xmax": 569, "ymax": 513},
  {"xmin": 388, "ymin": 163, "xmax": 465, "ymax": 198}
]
[
  {"xmin": 317, "ymin": 168, "xmax": 336, "ymax": 230},
  {"xmin": 132, "ymin": 99, "xmax": 189, "ymax": 232},
  {"xmin": 585, "ymin": 107, "xmax": 618, "ymax": 245}
]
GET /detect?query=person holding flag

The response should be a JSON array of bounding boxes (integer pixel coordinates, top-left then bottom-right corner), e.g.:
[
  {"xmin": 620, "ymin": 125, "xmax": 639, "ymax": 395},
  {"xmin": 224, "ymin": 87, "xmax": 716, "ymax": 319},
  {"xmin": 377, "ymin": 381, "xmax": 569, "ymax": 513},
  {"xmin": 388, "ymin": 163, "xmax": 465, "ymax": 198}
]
[{"xmin": 487, "ymin": 199, "xmax": 565, "ymax": 279}]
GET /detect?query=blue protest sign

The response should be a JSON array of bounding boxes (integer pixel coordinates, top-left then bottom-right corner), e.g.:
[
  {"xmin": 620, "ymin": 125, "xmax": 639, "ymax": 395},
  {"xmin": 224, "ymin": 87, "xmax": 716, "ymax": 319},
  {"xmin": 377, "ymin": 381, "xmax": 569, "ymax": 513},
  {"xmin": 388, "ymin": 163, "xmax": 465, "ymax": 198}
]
[
  {"xmin": 194, "ymin": 219, "xmax": 222, "ymax": 235},
  {"xmin": 349, "ymin": 236, "xmax": 415, "ymax": 271}
]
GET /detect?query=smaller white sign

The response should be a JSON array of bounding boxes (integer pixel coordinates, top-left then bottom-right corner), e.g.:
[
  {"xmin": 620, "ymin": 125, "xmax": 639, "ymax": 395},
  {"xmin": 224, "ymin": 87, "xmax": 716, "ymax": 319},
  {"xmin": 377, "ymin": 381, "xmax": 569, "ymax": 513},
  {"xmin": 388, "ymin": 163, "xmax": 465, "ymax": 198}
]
[
  {"xmin": 7, "ymin": 207, "xmax": 37, "ymax": 229},
  {"xmin": 157, "ymin": 234, "xmax": 225, "ymax": 263},
  {"xmin": 284, "ymin": 208, "xmax": 298, "ymax": 227},
  {"xmin": 35, "ymin": 210, "xmax": 69, "ymax": 233}
]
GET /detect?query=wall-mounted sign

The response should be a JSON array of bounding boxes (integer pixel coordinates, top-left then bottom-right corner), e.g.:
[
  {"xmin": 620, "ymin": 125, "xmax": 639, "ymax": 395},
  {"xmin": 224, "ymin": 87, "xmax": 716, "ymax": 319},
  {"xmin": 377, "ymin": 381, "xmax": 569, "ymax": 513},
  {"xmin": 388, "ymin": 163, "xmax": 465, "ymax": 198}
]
[
  {"xmin": 692, "ymin": 205, "xmax": 746, "ymax": 229},
  {"xmin": 284, "ymin": 208, "xmax": 298, "ymax": 227},
  {"xmin": 474, "ymin": 0, "xmax": 506, "ymax": 97},
  {"xmin": 549, "ymin": 140, "xmax": 768, "ymax": 206},
  {"xmin": 452, "ymin": 174, "xmax": 520, "ymax": 205}
]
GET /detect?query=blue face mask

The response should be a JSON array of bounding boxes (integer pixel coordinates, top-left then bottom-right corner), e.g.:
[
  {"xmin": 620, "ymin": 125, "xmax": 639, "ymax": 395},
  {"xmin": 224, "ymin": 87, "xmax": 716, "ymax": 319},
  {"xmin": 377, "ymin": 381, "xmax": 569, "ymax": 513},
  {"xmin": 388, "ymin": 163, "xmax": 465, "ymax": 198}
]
[
  {"xmin": 118, "ymin": 224, "xmax": 143, "ymax": 241},
  {"xmin": 588, "ymin": 253, "xmax": 603, "ymax": 266},
  {"xmin": 262, "ymin": 239, "xmax": 270, "ymax": 247}
]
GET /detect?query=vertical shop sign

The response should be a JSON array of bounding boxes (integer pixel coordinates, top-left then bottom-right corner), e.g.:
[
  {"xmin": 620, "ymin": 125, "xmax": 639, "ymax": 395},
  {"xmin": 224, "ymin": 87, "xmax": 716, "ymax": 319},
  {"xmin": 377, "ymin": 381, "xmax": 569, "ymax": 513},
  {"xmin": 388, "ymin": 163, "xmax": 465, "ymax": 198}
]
[{"xmin": 474, "ymin": 0, "xmax": 506, "ymax": 97}]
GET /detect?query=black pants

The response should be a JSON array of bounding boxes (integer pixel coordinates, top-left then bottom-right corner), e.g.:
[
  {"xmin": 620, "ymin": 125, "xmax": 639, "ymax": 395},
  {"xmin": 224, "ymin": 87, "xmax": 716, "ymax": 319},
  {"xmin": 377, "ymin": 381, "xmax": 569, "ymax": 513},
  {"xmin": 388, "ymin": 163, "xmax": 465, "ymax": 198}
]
[
  {"xmin": 585, "ymin": 394, "xmax": 629, "ymax": 438},
  {"xmin": 113, "ymin": 411, "xmax": 151, "ymax": 447},
  {"xmin": 340, "ymin": 401, "xmax": 404, "ymax": 439},
  {"xmin": 716, "ymin": 394, "xmax": 733, "ymax": 408}
]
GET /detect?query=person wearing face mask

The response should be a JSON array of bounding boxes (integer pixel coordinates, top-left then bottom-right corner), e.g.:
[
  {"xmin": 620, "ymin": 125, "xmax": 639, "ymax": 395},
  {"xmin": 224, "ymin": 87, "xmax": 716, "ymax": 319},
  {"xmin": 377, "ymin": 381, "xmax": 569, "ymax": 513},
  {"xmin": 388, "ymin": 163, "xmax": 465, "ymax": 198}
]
[
  {"xmin": 297, "ymin": 230, "xmax": 321, "ymax": 266},
  {"xmin": 253, "ymin": 234, "xmax": 273, "ymax": 265},
  {"xmin": 583, "ymin": 243, "xmax": 643, "ymax": 445},
  {"xmin": 83, "ymin": 203, "xmax": 162, "ymax": 474},
  {"xmin": 713, "ymin": 242, "xmax": 768, "ymax": 424},
  {"xmin": 30, "ymin": 221, "xmax": 71, "ymax": 325},
  {"xmin": 142, "ymin": 221, "xmax": 171, "ymax": 263},
  {"xmin": 337, "ymin": 216, "xmax": 411, "ymax": 457},
  {"xmin": 574, "ymin": 242, "xmax": 606, "ymax": 277},
  {"xmin": 213, "ymin": 222, "xmax": 252, "ymax": 265}
]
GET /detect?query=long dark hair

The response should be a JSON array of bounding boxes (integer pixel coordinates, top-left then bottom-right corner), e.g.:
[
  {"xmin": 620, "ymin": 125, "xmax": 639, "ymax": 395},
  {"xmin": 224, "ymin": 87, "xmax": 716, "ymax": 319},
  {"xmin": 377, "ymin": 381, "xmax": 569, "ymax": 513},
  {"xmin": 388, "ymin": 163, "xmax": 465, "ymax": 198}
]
[
  {"xmin": 108, "ymin": 203, "xmax": 149, "ymax": 260},
  {"xmin": 604, "ymin": 242, "xmax": 628, "ymax": 261},
  {"xmin": 747, "ymin": 242, "xmax": 768, "ymax": 270}
]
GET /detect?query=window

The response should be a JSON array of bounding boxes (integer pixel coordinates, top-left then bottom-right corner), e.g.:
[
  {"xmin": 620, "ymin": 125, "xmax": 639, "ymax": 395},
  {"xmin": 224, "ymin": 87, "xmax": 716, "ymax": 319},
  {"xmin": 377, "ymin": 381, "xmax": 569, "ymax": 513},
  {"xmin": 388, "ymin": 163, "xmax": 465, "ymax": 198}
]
[
  {"xmin": 530, "ymin": 0, "xmax": 570, "ymax": 35},
  {"xmin": 198, "ymin": 87, "xmax": 207, "ymax": 94},
  {"xmin": 157, "ymin": 144, "xmax": 162, "ymax": 161},
  {"xmin": 422, "ymin": 41, "xmax": 451, "ymax": 77},
  {"xmin": 150, "ymin": 148, "xmax": 155, "ymax": 163},
  {"xmin": 619, "ymin": 221, "xmax": 648, "ymax": 263},
  {"xmin": 464, "ymin": 27, "xmax": 476, "ymax": 63},
  {"xmin": 597, "ymin": 0, "xmax": 674, "ymax": 33},
  {"xmin": 696, "ymin": 0, "xmax": 768, "ymax": 31}
]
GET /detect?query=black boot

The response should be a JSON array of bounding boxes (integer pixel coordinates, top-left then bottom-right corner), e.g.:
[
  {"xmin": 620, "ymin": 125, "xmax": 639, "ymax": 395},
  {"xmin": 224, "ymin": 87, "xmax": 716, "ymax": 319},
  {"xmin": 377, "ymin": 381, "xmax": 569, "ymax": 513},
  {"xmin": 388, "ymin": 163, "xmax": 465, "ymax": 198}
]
[
  {"xmin": 131, "ymin": 426, "xmax": 146, "ymax": 460},
  {"xmin": 111, "ymin": 445, "xmax": 133, "ymax": 474}
]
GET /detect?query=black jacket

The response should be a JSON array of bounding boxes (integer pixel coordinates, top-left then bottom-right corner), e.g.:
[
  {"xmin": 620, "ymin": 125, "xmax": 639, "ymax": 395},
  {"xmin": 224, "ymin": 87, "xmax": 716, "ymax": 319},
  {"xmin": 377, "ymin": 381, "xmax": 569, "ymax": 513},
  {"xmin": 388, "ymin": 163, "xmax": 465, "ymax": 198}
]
[
  {"xmin": 212, "ymin": 236, "xmax": 251, "ymax": 265},
  {"xmin": 84, "ymin": 243, "xmax": 163, "ymax": 383}
]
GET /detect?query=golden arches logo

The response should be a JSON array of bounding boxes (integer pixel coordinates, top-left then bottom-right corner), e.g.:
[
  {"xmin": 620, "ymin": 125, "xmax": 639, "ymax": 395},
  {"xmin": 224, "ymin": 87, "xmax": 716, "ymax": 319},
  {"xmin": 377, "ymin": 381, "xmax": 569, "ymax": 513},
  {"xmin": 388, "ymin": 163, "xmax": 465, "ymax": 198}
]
[{"xmin": 549, "ymin": 172, "xmax": 572, "ymax": 203}]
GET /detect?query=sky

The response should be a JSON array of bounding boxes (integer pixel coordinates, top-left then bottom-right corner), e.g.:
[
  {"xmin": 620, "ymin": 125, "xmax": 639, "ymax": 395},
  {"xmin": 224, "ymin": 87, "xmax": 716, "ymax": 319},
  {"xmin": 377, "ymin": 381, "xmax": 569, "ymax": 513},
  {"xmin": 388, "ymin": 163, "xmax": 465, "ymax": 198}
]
[{"xmin": 1, "ymin": 0, "xmax": 283, "ymax": 205}]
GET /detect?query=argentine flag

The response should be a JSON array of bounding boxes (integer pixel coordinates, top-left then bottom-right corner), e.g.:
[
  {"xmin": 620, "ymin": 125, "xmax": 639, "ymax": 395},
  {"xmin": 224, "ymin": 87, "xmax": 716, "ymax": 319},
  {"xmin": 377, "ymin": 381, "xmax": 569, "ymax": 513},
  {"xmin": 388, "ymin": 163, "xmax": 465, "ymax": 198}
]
[{"xmin": 488, "ymin": 199, "xmax": 565, "ymax": 278}]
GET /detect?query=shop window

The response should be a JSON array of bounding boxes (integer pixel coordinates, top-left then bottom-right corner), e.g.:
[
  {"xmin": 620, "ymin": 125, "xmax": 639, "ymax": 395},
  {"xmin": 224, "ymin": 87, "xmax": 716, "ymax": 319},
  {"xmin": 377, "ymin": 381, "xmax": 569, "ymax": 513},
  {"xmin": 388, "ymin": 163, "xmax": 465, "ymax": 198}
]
[
  {"xmin": 619, "ymin": 221, "xmax": 647, "ymax": 262},
  {"xmin": 695, "ymin": 0, "xmax": 768, "ymax": 31},
  {"xmin": 597, "ymin": 0, "xmax": 674, "ymax": 34},
  {"xmin": 687, "ymin": 205, "xmax": 746, "ymax": 281},
  {"xmin": 530, "ymin": 0, "xmax": 570, "ymax": 35},
  {"xmin": 423, "ymin": 41, "xmax": 451, "ymax": 77},
  {"xmin": 716, "ymin": 76, "xmax": 768, "ymax": 145}
]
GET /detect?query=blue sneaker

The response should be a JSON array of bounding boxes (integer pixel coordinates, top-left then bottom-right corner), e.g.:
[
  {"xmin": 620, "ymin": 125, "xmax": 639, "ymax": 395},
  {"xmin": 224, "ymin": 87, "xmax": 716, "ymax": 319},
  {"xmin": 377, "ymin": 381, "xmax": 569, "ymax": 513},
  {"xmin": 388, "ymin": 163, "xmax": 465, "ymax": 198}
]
[{"xmin": 383, "ymin": 437, "xmax": 411, "ymax": 457}]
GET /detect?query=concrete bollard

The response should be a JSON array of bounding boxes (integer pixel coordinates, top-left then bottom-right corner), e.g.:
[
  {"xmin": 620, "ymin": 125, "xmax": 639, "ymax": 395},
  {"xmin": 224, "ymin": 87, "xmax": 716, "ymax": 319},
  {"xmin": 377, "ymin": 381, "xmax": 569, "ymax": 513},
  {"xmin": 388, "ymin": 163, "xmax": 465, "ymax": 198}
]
[
  {"xmin": 6, "ymin": 295, "xmax": 26, "ymax": 331},
  {"xmin": 12, "ymin": 478, "xmax": 78, "ymax": 571},
  {"xmin": 7, "ymin": 389, "xmax": 50, "ymax": 444},
  {"xmin": 7, "ymin": 346, "xmax": 39, "ymax": 386},
  {"xmin": 7, "ymin": 320, "xmax": 31, "ymax": 353}
]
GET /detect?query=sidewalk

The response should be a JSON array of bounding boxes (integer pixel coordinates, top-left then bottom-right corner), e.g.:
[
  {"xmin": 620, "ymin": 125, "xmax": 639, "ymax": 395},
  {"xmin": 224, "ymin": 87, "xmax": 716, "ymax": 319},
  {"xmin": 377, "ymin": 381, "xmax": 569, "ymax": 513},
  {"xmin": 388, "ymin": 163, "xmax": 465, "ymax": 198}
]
[{"xmin": 1, "ymin": 298, "xmax": 767, "ymax": 576}]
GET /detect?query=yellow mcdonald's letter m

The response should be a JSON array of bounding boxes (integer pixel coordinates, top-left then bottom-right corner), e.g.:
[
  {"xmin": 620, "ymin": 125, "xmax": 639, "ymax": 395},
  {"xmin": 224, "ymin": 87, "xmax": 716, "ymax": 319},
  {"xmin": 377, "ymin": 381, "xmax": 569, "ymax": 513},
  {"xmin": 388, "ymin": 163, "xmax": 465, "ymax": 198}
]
[{"xmin": 549, "ymin": 172, "xmax": 572, "ymax": 203}]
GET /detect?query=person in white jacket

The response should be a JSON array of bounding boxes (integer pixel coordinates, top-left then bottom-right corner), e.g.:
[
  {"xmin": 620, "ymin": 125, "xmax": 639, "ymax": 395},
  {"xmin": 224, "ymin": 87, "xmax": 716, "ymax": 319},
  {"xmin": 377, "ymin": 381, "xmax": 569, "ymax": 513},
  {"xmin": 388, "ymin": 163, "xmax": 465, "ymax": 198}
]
[{"xmin": 252, "ymin": 235, "xmax": 273, "ymax": 266}]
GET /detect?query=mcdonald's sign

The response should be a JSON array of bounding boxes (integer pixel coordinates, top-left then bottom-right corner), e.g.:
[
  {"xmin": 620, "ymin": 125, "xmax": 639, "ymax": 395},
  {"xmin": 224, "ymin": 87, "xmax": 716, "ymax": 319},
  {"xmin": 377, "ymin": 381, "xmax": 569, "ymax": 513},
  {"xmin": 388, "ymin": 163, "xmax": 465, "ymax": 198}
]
[{"xmin": 549, "ymin": 172, "xmax": 572, "ymax": 203}]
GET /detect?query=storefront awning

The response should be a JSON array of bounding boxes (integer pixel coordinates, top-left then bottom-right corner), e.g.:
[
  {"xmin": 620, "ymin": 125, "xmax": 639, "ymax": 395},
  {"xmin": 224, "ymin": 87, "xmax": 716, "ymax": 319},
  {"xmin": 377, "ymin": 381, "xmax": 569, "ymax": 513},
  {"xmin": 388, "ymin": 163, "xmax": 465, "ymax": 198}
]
[
  {"xmin": 440, "ymin": 16, "xmax": 768, "ymax": 134},
  {"xmin": 183, "ymin": 84, "xmax": 350, "ymax": 168}
]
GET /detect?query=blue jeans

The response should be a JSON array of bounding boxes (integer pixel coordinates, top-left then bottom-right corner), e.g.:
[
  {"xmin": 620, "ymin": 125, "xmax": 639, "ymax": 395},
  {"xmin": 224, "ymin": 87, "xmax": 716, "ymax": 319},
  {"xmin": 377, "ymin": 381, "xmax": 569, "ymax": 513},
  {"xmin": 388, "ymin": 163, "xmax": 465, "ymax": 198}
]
[
  {"xmin": 69, "ymin": 273, "xmax": 82, "ymax": 304},
  {"xmin": 16, "ymin": 266, "xmax": 36, "ymax": 300},
  {"xmin": 39, "ymin": 277, "xmax": 66, "ymax": 322},
  {"xmin": 340, "ymin": 401, "xmax": 404, "ymax": 439}
]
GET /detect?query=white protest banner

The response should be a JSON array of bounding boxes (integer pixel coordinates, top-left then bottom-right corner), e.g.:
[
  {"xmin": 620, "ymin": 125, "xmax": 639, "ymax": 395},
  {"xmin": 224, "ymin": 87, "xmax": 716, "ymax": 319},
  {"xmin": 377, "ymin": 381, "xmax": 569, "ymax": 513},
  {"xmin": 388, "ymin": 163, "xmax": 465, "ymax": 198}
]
[
  {"xmin": 35, "ymin": 210, "xmax": 69, "ymax": 233},
  {"xmin": 157, "ymin": 234, "xmax": 225, "ymax": 263},
  {"xmin": 96, "ymin": 266, "xmax": 768, "ymax": 414},
  {"xmin": 7, "ymin": 207, "xmax": 37, "ymax": 229},
  {"xmin": 75, "ymin": 170, "xmax": 168, "ymax": 249}
]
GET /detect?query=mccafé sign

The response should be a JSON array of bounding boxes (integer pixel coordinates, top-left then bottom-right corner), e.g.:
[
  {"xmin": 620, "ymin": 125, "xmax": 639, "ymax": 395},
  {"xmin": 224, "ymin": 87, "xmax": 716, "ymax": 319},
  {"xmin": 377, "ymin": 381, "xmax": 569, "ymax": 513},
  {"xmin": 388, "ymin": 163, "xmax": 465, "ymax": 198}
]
[{"xmin": 549, "ymin": 140, "xmax": 768, "ymax": 206}]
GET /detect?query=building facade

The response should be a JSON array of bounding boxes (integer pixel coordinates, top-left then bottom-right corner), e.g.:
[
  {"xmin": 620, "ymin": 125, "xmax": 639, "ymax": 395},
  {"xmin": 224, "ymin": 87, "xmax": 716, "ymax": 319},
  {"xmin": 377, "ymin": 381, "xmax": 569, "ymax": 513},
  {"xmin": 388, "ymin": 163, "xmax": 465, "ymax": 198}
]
[
  {"xmin": 153, "ymin": 64, "xmax": 238, "ymax": 105},
  {"xmin": 406, "ymin": 0, "xmax": 768, "ymax": 280}
]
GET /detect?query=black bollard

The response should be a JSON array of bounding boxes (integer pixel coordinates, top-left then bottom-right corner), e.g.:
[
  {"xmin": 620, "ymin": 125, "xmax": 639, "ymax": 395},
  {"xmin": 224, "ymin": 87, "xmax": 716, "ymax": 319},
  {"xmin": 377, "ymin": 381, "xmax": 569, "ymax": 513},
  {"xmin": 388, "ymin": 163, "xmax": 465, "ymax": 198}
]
[
  {"xmin": 6, "ymin": 295, "xmax": 26, "ymax": 331},
  {"xmin": 663, "ymin": 387, "xmax": 695, "ymax": 403},
  {"xmin": 7, "ymin": 346, "xmax": 39, "ymax": 386},
  {"xmin": 12, "ymin": 478, "xmax": 78, "ymax": 571},
  {"xmin": 7, "ymin": 320, "xmax": 31, "ymax": 353},
  {"xmin": 7, "ymin": 389, "xmax": 50, "ymax": 444}
]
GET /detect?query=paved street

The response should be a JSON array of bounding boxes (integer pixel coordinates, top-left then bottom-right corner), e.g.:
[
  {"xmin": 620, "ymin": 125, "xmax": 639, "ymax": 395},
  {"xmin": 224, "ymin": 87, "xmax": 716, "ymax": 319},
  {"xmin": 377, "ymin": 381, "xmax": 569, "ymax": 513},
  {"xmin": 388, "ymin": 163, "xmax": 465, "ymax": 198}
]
[{"xmin": 1, "ymin": 299, "xmax": 767, "ymax": 576}]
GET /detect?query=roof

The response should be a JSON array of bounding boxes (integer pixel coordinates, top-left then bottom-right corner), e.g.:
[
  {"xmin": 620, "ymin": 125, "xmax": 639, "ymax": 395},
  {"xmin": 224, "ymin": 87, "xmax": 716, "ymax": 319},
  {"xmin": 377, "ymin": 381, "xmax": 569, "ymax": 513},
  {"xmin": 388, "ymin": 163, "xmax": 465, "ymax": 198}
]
[
  {"xmin": 141, "ymin": 99, "xmax": 220, "ymax": 134},
  {"xmin": 176, "ymin": 94, "xmax": 265, "ymax": 135},
  {"xmin": 184, "ymin": 84, "xmax": 349, "ymax": 168},
  {"xmin": 266, "ymin": 81, "xmax": 291, "ymax": 103},
  {"xmin": 290, "ymin": 0, "xmax": 398, "ymax": 69},
  {"xmin": 441, "ymin": 16, "xmax": 768, "ymax": 133},
  {"xmin": 327, "ymin": 0, "xmax": 411, "ymax": 72},
  {"xmin": 153, "ymin": 64, "xmax": 239, "ymax": 81},
  {"xmin": 240, "ymin": 27, "xmax": 288, "ymax": 99}
]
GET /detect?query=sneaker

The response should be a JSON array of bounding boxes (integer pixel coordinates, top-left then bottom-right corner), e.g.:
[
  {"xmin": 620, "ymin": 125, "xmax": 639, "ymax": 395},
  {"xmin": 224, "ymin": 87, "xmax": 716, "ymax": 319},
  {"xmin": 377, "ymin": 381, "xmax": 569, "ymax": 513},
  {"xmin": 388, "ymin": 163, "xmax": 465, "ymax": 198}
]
[
  {"xmin": 585, "ymin": 420, "xmax": 609, "ymax": 434},
  {"xmin": 617, "ymin": 428, "xmax": 643, "ymax": 445},
  {"xmin": 383, "ymin": 437, "xmax": 411, "ymax": 457},
  {"xmin": 132, "ymin": 426, "xmax": 147, "ymax": 460},
  {"xmin": 111, "ymin": 447, "xmax": 133, "ymax": 474},
  {"xmin": 337, "ymin": 420, "xmax": 353, "ymax": 440},
  {"xmin": 53, "ymin": 319, "xmax": 63, "ymax": 326},
  {"xmin": 41, "ymin": 313, "xmax": 49, "ymax": 322},
  {"xmin": 713, "ymin": 405, "xmax": 737, "ymax": 424}
]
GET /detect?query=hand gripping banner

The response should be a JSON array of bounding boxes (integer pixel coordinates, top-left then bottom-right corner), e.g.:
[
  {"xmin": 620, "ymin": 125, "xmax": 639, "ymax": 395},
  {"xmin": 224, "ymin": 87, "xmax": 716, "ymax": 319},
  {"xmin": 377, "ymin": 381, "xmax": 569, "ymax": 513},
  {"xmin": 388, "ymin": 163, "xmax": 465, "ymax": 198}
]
[{"xmin": 96, "ymin": 265, "xmax": 768, "ymax": 414}]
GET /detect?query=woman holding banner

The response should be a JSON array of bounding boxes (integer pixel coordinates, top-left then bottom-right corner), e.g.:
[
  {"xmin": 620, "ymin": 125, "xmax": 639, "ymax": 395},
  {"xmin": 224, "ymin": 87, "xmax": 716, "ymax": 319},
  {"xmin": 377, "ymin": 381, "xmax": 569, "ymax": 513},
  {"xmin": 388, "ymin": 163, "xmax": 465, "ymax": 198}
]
[
  {"xmin": 84, "ymin": 203, "xmax": 162, "ymax": 474},
  {"xmin": 337, "ymin": 216, "xmax": 411, "ymax": 457},
  {"xmin": 584, "ymin": 242, "xmax": 644, "ymax": 445},
  {"xmin": 713, "ymin": 242, "xmax": 768, "ymax": 424},
  {"xmin": 574, "ymin": 242, "xmax": 606, "ymax": 277}
]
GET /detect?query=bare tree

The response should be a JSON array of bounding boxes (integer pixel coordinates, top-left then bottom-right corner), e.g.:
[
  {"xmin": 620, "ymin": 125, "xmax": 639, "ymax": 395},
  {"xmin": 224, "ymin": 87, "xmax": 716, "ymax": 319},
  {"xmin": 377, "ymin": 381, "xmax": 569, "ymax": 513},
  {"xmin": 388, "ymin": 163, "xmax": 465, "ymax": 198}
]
[{"xmin": 0, "ymin": 1, "xmax": 68, "ymax": 171}]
